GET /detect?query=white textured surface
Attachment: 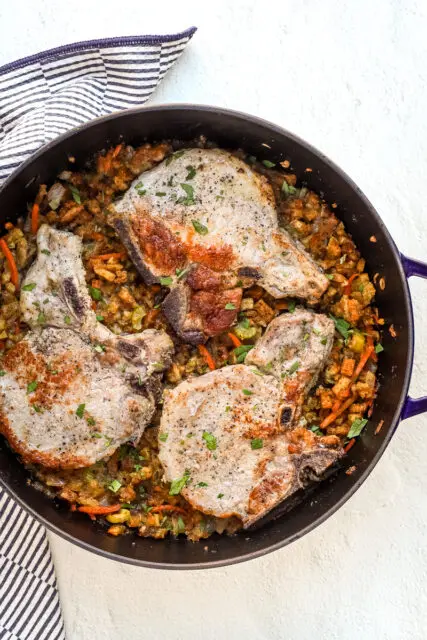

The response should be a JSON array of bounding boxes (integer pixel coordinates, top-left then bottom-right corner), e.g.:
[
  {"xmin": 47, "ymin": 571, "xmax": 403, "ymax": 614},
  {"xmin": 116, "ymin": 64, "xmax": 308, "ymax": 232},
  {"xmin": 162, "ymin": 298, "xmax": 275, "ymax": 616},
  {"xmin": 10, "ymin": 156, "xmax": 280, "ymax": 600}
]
[{"xmin": 2, "ymin": 1, "xmax": 427, "ymax": 638}]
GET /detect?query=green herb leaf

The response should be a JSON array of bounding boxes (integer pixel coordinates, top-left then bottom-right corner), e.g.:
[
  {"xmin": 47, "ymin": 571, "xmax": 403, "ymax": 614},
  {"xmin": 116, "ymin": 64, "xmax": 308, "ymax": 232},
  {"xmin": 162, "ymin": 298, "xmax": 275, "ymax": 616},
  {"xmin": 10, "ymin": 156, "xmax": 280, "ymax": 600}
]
[
  {"xmin": 41, "ymin": 249, "xmax": 51, "ymax": 256},
  {"xmin": 108, "ymin": 479, "xmax": 121, "ymax": 493},
  {"xmin": 27, "ymin": 380, "xmax": 38, "ymax": 393},
  {"xmin": 233, "ymin": 344, "xmax": 254, "ymax": 363},
  {"xmin": 176, "ymin": 266, "xmax": 190, "ymax": 281},
  {"xmin": 326, "ymin": 274, "xmax": 334, "ymax": 280},
  {"xmin": 262, "ymin": 159, "xmax": 276, "ymax": 168},
  {"xmin": 22, "ymin": 283, "xmax": 36, "ymax": 292},
  {"xmin": 176, "ymin": 516, "xmax": 186, "ymax": 533},
  {"xmin": 69, "ymin": 185, "xmax": 81, "ymax": 204},
  {"xmin": 37, "ymin": 311, "xmax": 46, "ymax": 325},
  {"xmin": 89, "ymin": 286, "xmax": 103, "ymax": 301},
  {"xmin": 330, "ymin": 315, "xmax": 351, "ymax": 340},
  {"xmin": 76, "ymin": 403, "xmax": 85, "ymax": 418},
  {"xmin": 159, "ymin": 276, "xmax": 173, "ymax": 286},
  {"xmin": 169, "ymin": 471, "xmax": 190, "ymax": 496},
  {"xmin": 375, "ymin": 343, "xmax": 384, "ymax": 354},
  {"xmin": 159, "ymin": 432, "xmax": 168, "ymax": 442},
  {"xmin": 93, "ymin": 344, "xmax": 105, "ymax": 353},
  {"xmin": 96, "ymin": 314, "xmax": 104, "ymax": 322},
  {"xmin": 225, "ymin": 302, "xmax": 236, "ymax": 310},
  {"xmin": 347, "ymin": 417, "xmax": 368, "ymax": 439},
  {"xmin": 32, "ymin": 405, "xmax": 42, "ymax": 413},
  {"xmin": 288, "ymin": 300, "xmax": 296, "ymax": 313},
  {"xmin": 155, "ymin": 192, "xmax": 166, "ymax": 197},
  {"xmin": 165, "ymin": 150, "xmax": 185, "ymax": 166},
  {"xmin": 242, "ymin": 388, "xmax": 253, "ymax": 396},
  {"xmin": 192, "ymin": 219, "xmax": 208, "ymax": 235},
  {"xmin": 281, "ymin": 180, "xmax": 297, "ymax": 196},
  {"xmin": 240, "ymin": 317, "xmax": 250, "ymax": 329},
  {"xmin": 179, "ymin": 183, "xmax": 195, "ymax": 204},
  {"xmin": 320, "ymin": 337, "xmax": 328, "ymax": 345},
  {"xmin": 251, "ymin": 438, "xmax": 263, "ymax": 450},
  {"xmin": 217, "ymin": 493, "xmax": 224, "ymax": 499},
  {"xmin": 225, "ymin": 405, "xmax": 231, "ymax": 412},
  {"xmin": 121, "ymin": 503, "xmax": 136, "ymax": 509},
  {"xmin": 202, "ymin": 431, "xmax": 217, "ymax": 451},
  {"xmin": 0, "ymin": 370, "xmax": 6, "ymax": 377},
  {"xmin": 185, "ymin": 165, "xmax": 196, "ymax": 180},
  {"xmin": 310, "ymin": 425, "xmax": 323, "ymax": 436},
  {"xmin": 86, "ymin": 416, "xmax": 96, "ymax": 426},
  {"xmin": 197, "ymin": 481, "xmax": 208, "ymax": 487},
  {"xmin": 288, "ymin": 361, "xmax": 300, "ymax": 375},
  {"xmin": 64, "ymin": 315, "xmax": 71, "ymax": 325}
]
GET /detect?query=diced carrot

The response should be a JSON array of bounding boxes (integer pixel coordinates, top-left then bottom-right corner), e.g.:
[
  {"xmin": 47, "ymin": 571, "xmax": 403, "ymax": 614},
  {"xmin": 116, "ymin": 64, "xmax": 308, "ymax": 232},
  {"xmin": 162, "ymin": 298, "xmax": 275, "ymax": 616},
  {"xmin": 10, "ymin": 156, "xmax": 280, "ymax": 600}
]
[
  {"xmin": 227, "ymin": 332, "xmax": 242, "ymax": 348},
  {"xmin": 144, "ymin": 308, "xmax": 160, "ymax": 327},
  {"xmin": 341, "ymin": 358, "xmax": 355, "ymax": 377},
  {"xmin": 320, "ymin": 394, "xmax": 357, "ymax": 429},
  {"xmin": 150, "ymin": 504, "xmax": 186, "ymax": 515},
  {"xmin": 343, "ymin": 273, "xmax": 358, "ymax": 296},
  {"xmin": 198, "ymin": 344, "xmax": 216, "ymax": 371},
  {"xmin": 0, "ymin": 238, "xmax": 19, "ymax": 288},
  {"xmin": 112, "ymin": 144, "xmax": 122, "ymax": 158},
  {"xmin": 31, "ymin": 203, "xmax": 40, "ymax": 235},
  {"xmin": 344, "ymin": 438, "xmax": 356, "ymax": 453},
  {"xmin": 77, "ymin": 504, "xmax": 121, "ymax": 515}
]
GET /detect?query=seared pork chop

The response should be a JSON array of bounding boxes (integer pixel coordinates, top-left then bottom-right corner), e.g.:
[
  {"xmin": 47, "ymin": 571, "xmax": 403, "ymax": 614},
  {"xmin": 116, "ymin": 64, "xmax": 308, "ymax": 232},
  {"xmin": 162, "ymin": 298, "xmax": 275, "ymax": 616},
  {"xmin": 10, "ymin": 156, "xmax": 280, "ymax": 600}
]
[
  {"xmin": 0, "ymin": 225, "xmax": 174, "ymax": 469},
  {"xmin": 158, "ymin": 309, "xmax": 341, "ymax": 526},
  {"xmin": 0, "ymin": 328, "xmax": 156, "ymax": 469},
  {"xmin": 112, "ymin": 148, "xmax": 328, "ymax": 343}
]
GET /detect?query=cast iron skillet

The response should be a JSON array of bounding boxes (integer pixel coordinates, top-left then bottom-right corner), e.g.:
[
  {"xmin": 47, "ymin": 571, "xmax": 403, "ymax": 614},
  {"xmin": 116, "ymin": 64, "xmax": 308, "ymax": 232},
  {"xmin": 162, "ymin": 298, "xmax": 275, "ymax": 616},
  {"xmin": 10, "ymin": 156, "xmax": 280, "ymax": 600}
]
[{"xmin": 1, "ymin": 105, "xmax": 426, "ymax": 569}]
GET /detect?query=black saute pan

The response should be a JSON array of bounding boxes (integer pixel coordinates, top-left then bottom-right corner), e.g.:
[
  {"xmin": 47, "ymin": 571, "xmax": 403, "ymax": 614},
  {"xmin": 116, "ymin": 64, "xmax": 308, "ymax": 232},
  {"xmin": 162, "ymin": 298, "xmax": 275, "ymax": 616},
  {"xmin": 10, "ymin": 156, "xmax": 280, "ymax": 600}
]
[{"xmin": 1, "ymin": 105, "xmax": 426, "ymax": 569}]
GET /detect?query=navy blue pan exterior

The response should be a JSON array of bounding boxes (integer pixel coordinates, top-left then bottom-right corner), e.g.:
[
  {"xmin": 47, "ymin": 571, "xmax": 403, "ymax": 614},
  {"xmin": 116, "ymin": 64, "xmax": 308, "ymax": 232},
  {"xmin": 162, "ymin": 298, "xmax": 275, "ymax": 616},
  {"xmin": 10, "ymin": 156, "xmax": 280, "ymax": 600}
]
[{"xmin": 0, "ymin": 105, "xmax": 426, "ymax": 569}]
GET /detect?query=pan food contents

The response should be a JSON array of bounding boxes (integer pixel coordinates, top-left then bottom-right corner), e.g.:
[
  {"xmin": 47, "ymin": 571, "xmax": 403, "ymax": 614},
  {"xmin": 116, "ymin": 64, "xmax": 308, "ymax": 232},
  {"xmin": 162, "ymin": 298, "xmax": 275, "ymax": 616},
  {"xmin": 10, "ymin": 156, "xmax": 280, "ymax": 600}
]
[
  {"xmin": 0, "ymin": 140, "xmax": 381, "ymax": 541},
  {"xmin": 113, "ymin": 148, "xmax": 328, "ymax": 344},
  {"xmin": 159, "ymin": 309, "xmax": 341, "ymax": 527}
]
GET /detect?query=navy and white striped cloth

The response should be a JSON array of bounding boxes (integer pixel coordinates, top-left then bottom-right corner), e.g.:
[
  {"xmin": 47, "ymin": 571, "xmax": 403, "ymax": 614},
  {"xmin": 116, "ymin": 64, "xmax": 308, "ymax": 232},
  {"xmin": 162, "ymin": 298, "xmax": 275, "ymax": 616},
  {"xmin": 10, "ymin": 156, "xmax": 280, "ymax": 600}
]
[{"xmin": 0, "ymin": 27, "xmax": 196, "ymax": 639}]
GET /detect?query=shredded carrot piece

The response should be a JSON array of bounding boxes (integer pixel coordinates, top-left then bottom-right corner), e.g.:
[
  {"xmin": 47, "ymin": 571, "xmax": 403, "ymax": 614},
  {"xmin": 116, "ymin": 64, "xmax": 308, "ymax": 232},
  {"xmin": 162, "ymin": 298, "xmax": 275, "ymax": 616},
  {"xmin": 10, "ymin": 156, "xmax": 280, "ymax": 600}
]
[
  {"xmin": 320, "ymin": 394, "xmax": 357, "ymax": 429},
  {"xmin": 70, "ymin": 504, "xmax": 77, "ymax": 512},
  {"xmin": 0, "ymin": 238, "xmax": 19, "ymax": 288},
  {"xmin": 344, "ymin": 438, "xmax": 356, "ymax": 453},
  {"xmin": 351, "ymin": 345, "xmax": 374, "ymax": 383},
  {"xmin": 103, "ymin": 151, "xmax": 113, "ymax": 174},
  {"xmin": 343, "ymin": 273, "xmax": 358, "ymax": 296},
  {"xmin": 77, "ymin": 504, "xmax": 121, "ymax": 515},
  {"xmin": 144, "ymin": 308, "xmax": 160, "ymax": 328},
  {"xmin": 31, "ymin": 203, "xmax": 40, "ymax": 235},
  {"xmin": 90, "ymin": 232, "xmax": 104, "ymax": 242},
  {"xmin": 331, "ymin": 399, "xmax": 341, "ymax": 413},
  {"xmin": 112, "ymin": 144, "xmax": 122, "ymax": 158},
  {"xmin": 150, "ymin": 504, "xmax": 186, "ymax": 515},
  {"xmin": 375, "ymin": 419, "xmax": 384, "ymax": 435},
  {"xmin": 228, "ymin": 332, "xmax": 242, "ymax": 348},
  {"xmin": 198, "ymin": 344, "xmax": 216, "ymax": 371},
  {"xmin": 90, "ymin": 252, "xmax": 125, "ymax": 262}
]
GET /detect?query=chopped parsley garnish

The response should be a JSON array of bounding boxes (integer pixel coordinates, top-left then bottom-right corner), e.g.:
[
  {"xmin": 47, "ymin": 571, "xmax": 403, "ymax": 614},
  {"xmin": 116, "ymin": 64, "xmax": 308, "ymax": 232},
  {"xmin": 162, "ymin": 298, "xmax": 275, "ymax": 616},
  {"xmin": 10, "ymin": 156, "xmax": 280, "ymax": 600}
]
[
  {"xmin": 108, "ymin": 479, "xmax": 121, "ymax": 493},
  {"xmin": 41, "ymin": 249, "xmax": 51, "ymax": 256},
  {"xmin": 185, "ymin": 165, "xmax": 196, "ymax": 180},
  {"xmin": 165, "ymin": 150, "xmax": 185, "ymax": 166},
  {"xmin": 192, "ymin": 219, "xmax": 208, "ymax": 235},
  {"xmin": 217, "ymin": 493, "xmax": 224, "ymax": 499},
  {"xmin": 310, "ymin": 425, "xmax": 323, "ymax": 436},
  {"xmin": 239, "ymin": 317, "xmax": 250, "ymax": 329},
  {"xmin": 159, "ymin": 432, "xmax": 168, "ymax": 442},
  {"xmin": 178, "ymin": 183, "xmax": 195, "ymax": 205},
  {"xmin": 86, "ymin": 416, "xmax": 96, "ymax": 426},
  {"xmin": 176, "ymin": 516, "xmax": 186, "ymax": 533},
  {"xmin": 326, "ymin": 274, "xmax": 334, "ymax": 280},
  {"xmin": 375, "ymin": 343, "xmax": 384, "ymax": 354},
  {"xmin": 89, "ymin": 286, "xmax": 103, "ymax": 301},
  {"xmin": 37, "ymin": 311, "xmax": 46, "ymax": 325},
  {"xmin": 96, "ymin": 314, "xmax": 104, "ymax": 322},
  {"xmin": 242, "ymin": 388, "xmax": 253, "ymax": 396},
  {"xmin": 288, "ymin": 300, "xmax": 296, "ymax": 313},
  {"xmin": 247, "ymin": 155, "xmax": 257, "ymax": 164},
  {"xmin": 156, "ymin": 191, "xmax": 166, "ymax": 197},
  {"xmin": 233, "ymin": 344, "xmax": 254, "ymax": 363},
  {"xmin": 281, "ymin": 180, "xmax": 297, "ymax": 196},
  {"xmin": 262, "ymin": 159, "xmax": 275, "ymax": 168},
  {"xmin": 347, "ymin": 417, "xmax": 368, "ymax": 439},
  {"xmin": 225, "ymin": 405, "xmax": 231, "ymax": 412},
  {"xmin": 197, "ymin": 482, "xmax": 208, "ymax": 487},
  {"xmin": 288, "ymin": 361, "xmax": 300, "ymax": 375},
  {"xmin": 202, "ymin": 431, "xmax": 217, "ymax": 451},
  {"xmin": 69, "ymin": 185, "xmax": 81, "ymax": 204},
  {"xmin": 169, "ymin": 471, "xmax": 190, "ymax": 496},
  {"xmin": 27, "ymin": 380, "xmax": 38, "ymax": 394},
  {"xmin": 0, "ymin": 370, "xmax": 5, "ymax": 377},
  {"xmin": 64, "ymin": 315, "xmax": 71, "ymax": 325},
  {"xmin": 176, "ymin": 266, "xmax": 190, "ymax": 281},
  {"xmin": 225, "ymin": 302, "xmax": 236, "ymax": 310},
  {"xmin": 76, "ymin": 404, "xmax": 85, "ymax": 418},
  {"xmin": 32, "ymin": 405, "xmax": 42, "ymax": 413},
  {"xmin": 320, "ymin": 337, "xmax": 328, "ymax": 345},
  {"xmin": 330, "ymin": 314, "xmax": 351, "ymax": 340},
  {"xmin": 303, "ymin": 332, "xmax": 310, "ymax": 341},
  {"xmin": 159, "ymin": 276, "xmax": 173, "ymax": 286},
  {"xmin": 22, "ymin": 283, "xmax": 36, "ymax": 291},
  {"xmin": 93, "ymin": 344, "xmax": 105, "ymax": 353},
  {"xmin": 251, "ymin": 438, "xmax": 263, "ymax": 450}
]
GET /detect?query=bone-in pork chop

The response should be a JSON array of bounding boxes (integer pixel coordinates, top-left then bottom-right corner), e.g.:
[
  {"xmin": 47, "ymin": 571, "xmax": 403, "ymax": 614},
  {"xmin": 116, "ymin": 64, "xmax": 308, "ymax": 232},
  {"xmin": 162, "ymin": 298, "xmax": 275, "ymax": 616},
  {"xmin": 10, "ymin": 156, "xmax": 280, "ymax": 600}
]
[
  {"xmin": 158, "ymin": 309, "xmax": 341, "ymax": 526},
  {"xmin": 0, "ymin": 225, "xmax": 174, "ymax": 469},
  {"xmin": 112, "ymin": 148, "xmax": 328, "ymax": 343}
]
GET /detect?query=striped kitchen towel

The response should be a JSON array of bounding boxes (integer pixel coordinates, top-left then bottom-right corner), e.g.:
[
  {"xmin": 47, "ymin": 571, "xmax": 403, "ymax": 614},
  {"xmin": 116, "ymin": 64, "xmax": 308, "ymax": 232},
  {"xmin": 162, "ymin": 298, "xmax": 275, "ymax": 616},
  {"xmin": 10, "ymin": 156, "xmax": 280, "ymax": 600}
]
[{"xmin": 0, "ymin": 27, "xmax": 196, "ymax": 640}]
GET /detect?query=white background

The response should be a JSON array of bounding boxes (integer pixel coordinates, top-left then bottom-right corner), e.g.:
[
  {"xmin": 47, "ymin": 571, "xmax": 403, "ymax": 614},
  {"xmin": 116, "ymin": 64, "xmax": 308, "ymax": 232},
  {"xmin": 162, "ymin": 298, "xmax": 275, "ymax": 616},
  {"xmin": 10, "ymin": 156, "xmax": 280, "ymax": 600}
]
[{"xmin": 2, "ymin": 1, "xmax": 427, "ymax": 638}]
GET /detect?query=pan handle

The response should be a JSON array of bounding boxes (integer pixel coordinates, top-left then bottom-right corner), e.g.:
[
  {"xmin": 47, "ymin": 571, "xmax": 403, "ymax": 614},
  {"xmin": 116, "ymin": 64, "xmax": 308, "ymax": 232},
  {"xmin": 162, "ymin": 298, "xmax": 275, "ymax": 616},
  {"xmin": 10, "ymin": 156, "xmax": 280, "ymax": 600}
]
[{"xmin": 400, "ymin": 254, "xmax": 427, "ymax": 419}]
